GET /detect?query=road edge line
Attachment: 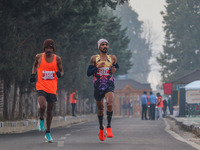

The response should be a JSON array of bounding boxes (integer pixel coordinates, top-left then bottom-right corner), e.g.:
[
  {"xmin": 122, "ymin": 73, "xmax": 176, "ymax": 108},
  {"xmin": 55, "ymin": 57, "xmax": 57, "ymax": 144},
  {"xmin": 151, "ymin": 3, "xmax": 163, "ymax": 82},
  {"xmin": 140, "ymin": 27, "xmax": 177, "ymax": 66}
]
[{"xmin": 164, "ymin": 118, "xmax": 200, "ymax": 150}]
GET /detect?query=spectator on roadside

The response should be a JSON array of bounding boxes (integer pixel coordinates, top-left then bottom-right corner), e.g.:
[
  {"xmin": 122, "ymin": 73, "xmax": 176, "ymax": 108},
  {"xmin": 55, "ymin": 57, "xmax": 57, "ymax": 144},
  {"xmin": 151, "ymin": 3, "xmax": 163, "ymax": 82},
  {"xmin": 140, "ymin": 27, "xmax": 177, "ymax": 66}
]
[
  {"xmin": 163, "ymin": 98, "xmax": 168, "ymax": 118},
  {"xmin": 148, "ymin": 92, "xmax": 157, "ymax": 120},
  {"xmin": 141, "ymin": 91, "xmax": 148, "ymax": 120},
  {"xmin": 129, "ymin": 99, "xmax": 133, "ymax": 116},
  {"xmin": 147, "ymin": 94, "xmax": 151, "ymax": 120},
  {"xmin": 122, "ymin": 100, "xmax": 128, "ymax": 116},
  {"xmin": 70, "ymin": 89, "xmax": 78, "ymax": 117},
  {"xmin": 156, "ymin": 92, "xmax": 163, "ymax": 120}
]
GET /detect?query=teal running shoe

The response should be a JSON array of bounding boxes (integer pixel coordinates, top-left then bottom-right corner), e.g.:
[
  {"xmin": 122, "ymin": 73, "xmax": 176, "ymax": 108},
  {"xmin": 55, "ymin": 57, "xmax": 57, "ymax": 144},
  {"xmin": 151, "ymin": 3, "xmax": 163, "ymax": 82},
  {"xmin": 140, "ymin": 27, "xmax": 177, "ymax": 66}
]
[
  {"xmin": 45, "ymin": 132, "xmax": 53, "ymax": 143},
  {"xmin": 37, "ymin": 119, "xmax": 45, "ymax": 132}
]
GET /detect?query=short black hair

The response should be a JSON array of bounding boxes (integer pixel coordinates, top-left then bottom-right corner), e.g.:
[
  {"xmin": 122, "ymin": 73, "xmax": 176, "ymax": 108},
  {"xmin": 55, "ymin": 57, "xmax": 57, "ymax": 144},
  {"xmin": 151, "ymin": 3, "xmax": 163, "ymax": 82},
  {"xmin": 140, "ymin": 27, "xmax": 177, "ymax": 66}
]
[
  {"xmin": 150, "ymin": 91, "xmax": 153, "ymax": 95},
  {"xmin": 144, "ymin": 91, "xmax": 147, "ymax": 94}
]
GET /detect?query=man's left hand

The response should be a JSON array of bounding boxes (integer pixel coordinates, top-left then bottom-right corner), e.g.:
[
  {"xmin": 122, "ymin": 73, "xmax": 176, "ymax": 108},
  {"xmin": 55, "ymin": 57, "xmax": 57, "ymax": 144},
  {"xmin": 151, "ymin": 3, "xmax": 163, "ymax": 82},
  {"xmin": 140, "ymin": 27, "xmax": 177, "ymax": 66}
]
[
  {"xmin": 56, "ymin": 72, "xmax": 61, "ymax": 78},
  {"xmin": 110, "ymin": 66, "xmax": 117, "ymax": 74}
]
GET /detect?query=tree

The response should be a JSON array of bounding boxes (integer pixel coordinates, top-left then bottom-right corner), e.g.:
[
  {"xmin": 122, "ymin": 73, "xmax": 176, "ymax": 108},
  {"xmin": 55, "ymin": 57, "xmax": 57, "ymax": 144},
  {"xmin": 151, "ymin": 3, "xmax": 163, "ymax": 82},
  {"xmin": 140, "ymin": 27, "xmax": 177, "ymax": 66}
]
[
  {"xmin": 114, "ymin": 3, "xmax": 151, "ymax": 83},
  {"xmin": 157, "ymin": 0, "xmax": 200, "ymax": 82},
  {"xmin": 0, "ymin": 0, "xmax": 130, "ymax": 120},
  {"xmin": 58, "ymin": 7, "xmax": 132, "ymax": 100}
]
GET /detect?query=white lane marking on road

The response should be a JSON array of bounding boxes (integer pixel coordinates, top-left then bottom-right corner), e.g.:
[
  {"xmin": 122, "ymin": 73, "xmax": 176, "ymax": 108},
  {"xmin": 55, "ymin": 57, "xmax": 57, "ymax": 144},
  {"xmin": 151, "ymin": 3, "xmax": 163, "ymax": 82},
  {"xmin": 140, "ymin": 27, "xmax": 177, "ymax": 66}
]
[
  {"xmin": 57, "ymin": 141, "xmax": 64, "ymax": 147},
  {"xmin": 65, "ymin": 133, "xmax": 71, "ymax": 136},
  {"xmin": 164, "ymin": 119, "xmax": 200, "ymax": 150},
  {"xmin": 75, "ymin": 130, "xmax": 81, "ymax": 132},
  {"xmin": 60, "ymin": 137, "xmax": 66, "ymax": 140},
  {"xmin": 71, "ymin": 129, "xmax": 80, "ymax": 133},
  {"xmin": 57, "ymin": 122, "xmax": 83, "ymax": 147}
]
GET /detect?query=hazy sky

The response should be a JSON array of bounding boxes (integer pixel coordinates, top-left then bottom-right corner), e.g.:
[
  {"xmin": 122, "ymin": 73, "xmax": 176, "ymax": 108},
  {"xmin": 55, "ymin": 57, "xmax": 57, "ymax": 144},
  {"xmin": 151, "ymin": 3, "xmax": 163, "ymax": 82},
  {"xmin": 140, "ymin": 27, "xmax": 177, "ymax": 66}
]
[{"xmin": 129, "ymin": 0, "xmax": 166, "ymax": 90}]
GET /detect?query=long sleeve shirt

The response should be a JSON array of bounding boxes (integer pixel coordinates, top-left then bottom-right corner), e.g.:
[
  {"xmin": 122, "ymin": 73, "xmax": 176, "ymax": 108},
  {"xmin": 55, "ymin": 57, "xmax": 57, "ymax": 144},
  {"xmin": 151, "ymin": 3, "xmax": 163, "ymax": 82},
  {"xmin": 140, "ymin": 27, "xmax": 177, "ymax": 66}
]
[
  {"xmin": 149, "ymin": 95, "xmax": 157, "ymax": 104},
  {"xmin": 141, "ymin": 94, "xmax": 148, "ymax": 105}
]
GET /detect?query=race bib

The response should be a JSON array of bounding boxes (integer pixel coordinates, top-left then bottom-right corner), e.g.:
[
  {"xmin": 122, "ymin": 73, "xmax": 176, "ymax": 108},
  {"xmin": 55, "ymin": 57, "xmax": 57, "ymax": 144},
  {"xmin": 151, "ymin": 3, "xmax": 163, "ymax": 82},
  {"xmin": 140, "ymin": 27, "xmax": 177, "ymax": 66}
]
[
  {"xmin": 42, "ymin": 71, "xmax": 55, "ymax": 80},
  {"xmin": 97, "ymin": 68, "xmax": 110, "ymax": 76}
]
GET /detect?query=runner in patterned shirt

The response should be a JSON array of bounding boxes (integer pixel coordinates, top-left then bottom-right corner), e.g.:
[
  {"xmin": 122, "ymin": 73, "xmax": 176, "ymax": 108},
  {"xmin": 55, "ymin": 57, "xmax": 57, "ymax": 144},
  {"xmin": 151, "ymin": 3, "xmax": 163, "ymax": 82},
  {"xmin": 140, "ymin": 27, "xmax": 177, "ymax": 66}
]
[{"xmin": 87, "ymin": 39, "xmax": 119, "ymax": 141}]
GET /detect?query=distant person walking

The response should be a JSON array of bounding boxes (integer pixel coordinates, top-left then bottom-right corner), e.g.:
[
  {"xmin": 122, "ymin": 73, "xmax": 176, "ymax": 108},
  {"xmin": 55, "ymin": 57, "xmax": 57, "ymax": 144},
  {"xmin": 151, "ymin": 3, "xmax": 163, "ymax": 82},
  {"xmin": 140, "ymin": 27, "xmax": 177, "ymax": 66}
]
[
  {"xmin": 148, "ymin": 92, "xmax": 157, "ymax": 120},
  {"xmin": 122, "ymin": 100, "xmax": 128, "ymax": 116},
  {"xmin": 129, "ymin": 99, "xmax": 133, "ymax": 116},
  {"xmin": 147, "ymin": 94, "xmax": 151, "ymax": 119},
  {"xmin": 163, "ymin": 98, "xmax": 168, "ymax": 118},
  {"xmin": 70, "ymin": 89, "xmax": 78, "ymax": 117},
  {"xmin": 156, "ymin": 93, "xmax": 163, "ymax": 120},
  {"xmin": 141, "ymin": 91, "xmax": 148, "ymax": 120}
]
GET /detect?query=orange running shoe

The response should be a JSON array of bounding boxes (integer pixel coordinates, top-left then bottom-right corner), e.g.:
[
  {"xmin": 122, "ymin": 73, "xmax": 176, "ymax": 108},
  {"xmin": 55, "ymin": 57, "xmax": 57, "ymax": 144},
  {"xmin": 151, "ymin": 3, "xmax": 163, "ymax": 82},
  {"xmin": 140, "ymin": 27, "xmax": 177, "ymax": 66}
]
[
  {"xmin": 106, "ymin": 127, "xmax": 113, "ymax": 138},
  {"xmin": 98, "ymin": 126, "xmax": 105, "ymax": 141}
]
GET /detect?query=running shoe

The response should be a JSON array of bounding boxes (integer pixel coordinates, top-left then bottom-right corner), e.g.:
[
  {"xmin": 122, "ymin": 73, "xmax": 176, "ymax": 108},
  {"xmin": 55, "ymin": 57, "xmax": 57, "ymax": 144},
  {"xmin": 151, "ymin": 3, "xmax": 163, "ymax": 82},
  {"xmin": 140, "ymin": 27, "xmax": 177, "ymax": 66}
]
[
  {"xmin": 45, "ymin": 132, "xmax": 53, "ymax": 143},
  {"xmin": 106, "ymin": 127, "xmax": 113, "ymax": 138},
  {"xmin": 98, "ymin": 125, "xmax": 105, "ymax": 141},
  {"xmin": 37, "ymin": 119, "xmax": 45, "ymax": 132}
]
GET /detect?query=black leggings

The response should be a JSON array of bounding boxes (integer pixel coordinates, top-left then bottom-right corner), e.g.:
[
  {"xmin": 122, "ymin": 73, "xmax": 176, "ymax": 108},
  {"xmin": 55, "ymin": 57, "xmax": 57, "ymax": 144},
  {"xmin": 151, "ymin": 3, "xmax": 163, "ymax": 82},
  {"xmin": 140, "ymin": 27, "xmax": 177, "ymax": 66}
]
[
  {"xmin": 71, "ymin": 103, "xmax": 76, "ymax": 116},
  {"xmin": 142, "ymin": 104, "xmax": 147, "ymax": 120}
]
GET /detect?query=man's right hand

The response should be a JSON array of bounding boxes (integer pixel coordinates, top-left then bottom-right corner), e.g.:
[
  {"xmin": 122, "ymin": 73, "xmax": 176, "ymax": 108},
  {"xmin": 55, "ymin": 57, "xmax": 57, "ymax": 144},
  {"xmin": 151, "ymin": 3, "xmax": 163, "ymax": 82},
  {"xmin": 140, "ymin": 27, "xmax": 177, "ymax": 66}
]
[{"xmin": 30, "ymin": 74, "xmax": 36, "ymax": 82}]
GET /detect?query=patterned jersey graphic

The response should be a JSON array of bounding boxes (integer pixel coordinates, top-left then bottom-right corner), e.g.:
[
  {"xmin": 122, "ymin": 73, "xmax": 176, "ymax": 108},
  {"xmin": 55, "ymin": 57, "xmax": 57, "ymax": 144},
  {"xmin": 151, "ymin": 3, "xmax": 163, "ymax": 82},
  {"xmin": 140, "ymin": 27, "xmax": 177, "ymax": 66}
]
[{"xmin": 93, "ymin": 55, "xmax": 114, "ymax": 90}]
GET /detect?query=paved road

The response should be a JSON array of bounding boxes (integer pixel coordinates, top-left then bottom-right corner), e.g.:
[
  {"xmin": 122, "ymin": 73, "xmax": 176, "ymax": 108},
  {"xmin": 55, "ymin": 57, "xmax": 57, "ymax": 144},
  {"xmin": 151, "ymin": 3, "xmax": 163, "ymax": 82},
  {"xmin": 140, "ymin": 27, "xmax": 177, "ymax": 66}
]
[{"xmin": 0, "ymin": 117, "xmax": 197, "ymax": 150}]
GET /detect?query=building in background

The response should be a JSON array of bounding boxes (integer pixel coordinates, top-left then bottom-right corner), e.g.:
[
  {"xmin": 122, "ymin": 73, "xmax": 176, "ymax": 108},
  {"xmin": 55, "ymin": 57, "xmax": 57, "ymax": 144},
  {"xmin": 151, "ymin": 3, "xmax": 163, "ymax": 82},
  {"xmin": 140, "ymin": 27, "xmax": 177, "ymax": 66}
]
[
  {"xmin": 165, "ymin": 69, "xmax": 200, "ymax": 116},
  {"xmin": 113, "ymin": 79, "xmax": 152, "ymax": 117}
]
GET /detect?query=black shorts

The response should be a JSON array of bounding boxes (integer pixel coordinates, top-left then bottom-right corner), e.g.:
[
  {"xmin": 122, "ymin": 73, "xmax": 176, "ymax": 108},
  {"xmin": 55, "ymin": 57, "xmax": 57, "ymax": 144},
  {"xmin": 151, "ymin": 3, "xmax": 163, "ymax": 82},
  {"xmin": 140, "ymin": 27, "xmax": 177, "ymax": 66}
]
[
  {"xmin": 94, "ymin": 85, "xmax": 115, "ymax": 101},
  {"xmin": 37, "ymin": 90, "xmax": 57, "ymax": 103}
]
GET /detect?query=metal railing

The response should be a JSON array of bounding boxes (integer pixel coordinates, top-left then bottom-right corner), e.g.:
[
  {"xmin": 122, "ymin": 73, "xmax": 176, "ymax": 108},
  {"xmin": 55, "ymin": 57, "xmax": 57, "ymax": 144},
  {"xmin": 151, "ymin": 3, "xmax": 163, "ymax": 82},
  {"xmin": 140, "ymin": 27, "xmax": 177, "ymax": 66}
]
[{"xmin": 185, "ymin": 103, "xmax": 200, "ymax": 117}]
